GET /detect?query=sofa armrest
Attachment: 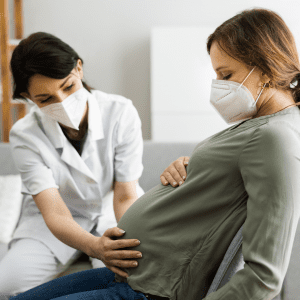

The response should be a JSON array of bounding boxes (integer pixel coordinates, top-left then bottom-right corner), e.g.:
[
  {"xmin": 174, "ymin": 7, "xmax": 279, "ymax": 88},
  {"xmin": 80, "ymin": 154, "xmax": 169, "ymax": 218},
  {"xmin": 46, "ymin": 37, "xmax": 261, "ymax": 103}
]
[{"xmin": 0, "ymin": 242, "xmax": 8, "ymax": 262}]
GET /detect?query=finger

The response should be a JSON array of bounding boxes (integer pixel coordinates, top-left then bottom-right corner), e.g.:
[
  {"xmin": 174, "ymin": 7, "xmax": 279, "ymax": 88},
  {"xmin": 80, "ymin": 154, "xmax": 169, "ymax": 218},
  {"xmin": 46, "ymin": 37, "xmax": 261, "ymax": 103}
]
[
  {"xmin": 163, "ymin": 171, "xmax": 178, "ymax": 187},
  {"xmin": 103, "ymin": 227, "xmax": 125, "ymax": 237},
  {"xmin": 160, "ymin": 175, "xmax": 169, "ymax": 185},
  {"xmin": 110, "ymin": 259, "xmax": 139, "ymax": 269},
  {"xmin": 183, "ymin": 156, "xmax": 190, "ymax": 166},
  {"xmin": 110, "ymin": 239, "xmax": 141, "ymax": 250},
  {"xmin": 103, "ymin": 227, "xmax": 125, "ymax": 238},
  {"xmin": 106, "ymin": 250, "xmax": 142, "ymax": 260},
  {"xmin": 173, "ymin": 161, "xmax": 187, "ymax": 183},
  {"xmin": 168, "ymin": 161, "xmax": 186, "ymax": 186},
  {"xmin": 109, "ymin": 266, "xmax": 129, "ymax": 278}
]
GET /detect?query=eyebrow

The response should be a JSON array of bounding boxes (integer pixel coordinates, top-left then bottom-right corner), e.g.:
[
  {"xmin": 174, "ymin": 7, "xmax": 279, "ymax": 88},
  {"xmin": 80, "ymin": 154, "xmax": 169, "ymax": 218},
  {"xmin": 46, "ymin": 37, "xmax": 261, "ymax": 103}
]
[
  {"xmin": 215, "ymin": 66, "xmax": 228, "ymax": 72},
  {"xmin": 34, "ymin": 75, "xmax": 72, "ymax": 98}
]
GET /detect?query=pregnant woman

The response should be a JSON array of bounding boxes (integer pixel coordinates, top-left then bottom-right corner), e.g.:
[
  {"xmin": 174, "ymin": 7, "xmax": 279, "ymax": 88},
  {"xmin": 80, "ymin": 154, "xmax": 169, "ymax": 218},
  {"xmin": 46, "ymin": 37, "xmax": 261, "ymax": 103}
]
[{"xmin": 11, "ymin": 7, "xmax": 300, "ymax": 300}]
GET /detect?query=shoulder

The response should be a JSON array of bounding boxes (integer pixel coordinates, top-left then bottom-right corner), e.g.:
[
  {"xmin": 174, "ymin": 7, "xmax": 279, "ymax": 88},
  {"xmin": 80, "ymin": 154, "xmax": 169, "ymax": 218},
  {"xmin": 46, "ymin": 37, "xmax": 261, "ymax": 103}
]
[
  {"xmin": 257, "ymin": 117, "xmax": 300, "ymax": 149},
  {"xmin": 240, "ymin": 117, "xmax": 300, "ymax": 163},
  {"xmin": 255, "ymin": 108, "xmax": 300, "ymax": 141},
  {"xmin": 90, "ymin": 89, "xmax": 140, "ymax": 121},
  {"xmin": 91, "ymin": 89, "xmax": 133, "ymax": 109},
  {"xmin": 9, "ymin": 105, "xmax": 45, "ymax": 149}
]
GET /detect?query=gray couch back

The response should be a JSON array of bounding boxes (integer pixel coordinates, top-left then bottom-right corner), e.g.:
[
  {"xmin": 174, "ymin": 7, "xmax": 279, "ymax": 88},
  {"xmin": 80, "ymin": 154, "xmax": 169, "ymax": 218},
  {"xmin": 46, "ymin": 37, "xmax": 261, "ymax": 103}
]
[
  {"xmin": 0, "ymin": 143, "xmax": 19, "ymax": 175},
  {"xmin": 140, "ymin": 141, "xmax": 197, "ymax": 191},
  {"xmin": 0, "ymin": 141, "xmax": 198, "ymax": 192}
]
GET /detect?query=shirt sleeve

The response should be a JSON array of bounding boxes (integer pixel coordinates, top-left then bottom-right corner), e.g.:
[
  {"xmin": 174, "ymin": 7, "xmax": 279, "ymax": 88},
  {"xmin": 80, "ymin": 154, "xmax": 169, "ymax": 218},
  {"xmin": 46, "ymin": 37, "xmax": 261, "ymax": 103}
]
[
  {"xmin": 9, "ymin": 128, "xmax": 59, "ymax": 196},
  {"xmin": 114, "ymin": 101, "xmax": 144, "ymax": 182},
  {"xmin": 204, "ymin": 123, "xmax": 300, "ymax": 300}
]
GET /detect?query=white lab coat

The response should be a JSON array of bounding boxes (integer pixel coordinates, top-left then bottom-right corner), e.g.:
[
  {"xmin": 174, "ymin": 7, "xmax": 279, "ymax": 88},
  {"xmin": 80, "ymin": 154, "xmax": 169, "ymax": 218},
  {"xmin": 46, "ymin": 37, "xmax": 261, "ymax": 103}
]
[{"xmin": 9, "ymin": 89, "xmax": 145, "ymax": 265}]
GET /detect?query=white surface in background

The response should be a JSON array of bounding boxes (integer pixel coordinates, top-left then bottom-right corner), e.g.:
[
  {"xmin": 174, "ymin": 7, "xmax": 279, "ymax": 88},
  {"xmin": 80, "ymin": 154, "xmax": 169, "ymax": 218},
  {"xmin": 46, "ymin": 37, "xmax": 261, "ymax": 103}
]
[
  {"xmin": 0, "ymin": 175, "xmax": 23, "ymax": 244},
  {"xmin": 151, "ymin": 27, "xmax": 231, "ymax": 142}
]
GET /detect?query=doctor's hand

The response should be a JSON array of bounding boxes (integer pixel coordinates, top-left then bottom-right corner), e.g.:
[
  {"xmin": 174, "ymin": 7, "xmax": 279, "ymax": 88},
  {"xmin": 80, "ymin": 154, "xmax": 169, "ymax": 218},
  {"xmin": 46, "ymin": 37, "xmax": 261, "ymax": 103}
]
[
  {"xmin": 90, "ymin": 227, "xmax": 142, "ymax": 278},
  {"xmin": 160, "ymin": 156, "xmax": 190, "ymax": 187}
]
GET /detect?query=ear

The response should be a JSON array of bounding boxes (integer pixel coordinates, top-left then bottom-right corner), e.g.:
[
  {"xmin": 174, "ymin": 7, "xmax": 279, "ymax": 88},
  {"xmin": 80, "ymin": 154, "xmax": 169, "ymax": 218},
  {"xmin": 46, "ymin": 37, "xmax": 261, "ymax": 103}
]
[
  {"xmin": 75, "ymin": 59, "xmax": 84, "ymax": 80},
  {"xmin": 261, "ymin": 72, "xmax": 271, "ymax": 85}
]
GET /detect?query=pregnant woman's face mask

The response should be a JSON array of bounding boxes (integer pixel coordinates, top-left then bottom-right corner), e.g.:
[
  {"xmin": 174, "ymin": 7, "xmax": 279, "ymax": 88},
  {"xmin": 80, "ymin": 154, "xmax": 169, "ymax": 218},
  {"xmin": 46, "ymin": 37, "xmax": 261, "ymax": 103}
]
[
  {"xmin": 210, "ymin": 66, "xmax": 267, "ymax": 124},
  {"xmin": 40, "ymin": 87, "xmax": 89, "ymax": 130}
]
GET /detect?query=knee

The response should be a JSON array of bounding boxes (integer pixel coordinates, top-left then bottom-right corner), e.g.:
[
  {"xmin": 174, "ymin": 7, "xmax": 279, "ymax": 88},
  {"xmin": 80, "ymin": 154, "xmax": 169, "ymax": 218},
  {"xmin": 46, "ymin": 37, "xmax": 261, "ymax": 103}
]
[
  {"xmin": 0, "ymin": 253, "xmax": 49, "ymax": 296},
  {"xmin": 0, "ymin": 238, "xmax": 62, "ymax": 296},
  {"xmin": 0, "ymin": 262, "xmax": 29, "ymax": 296}
]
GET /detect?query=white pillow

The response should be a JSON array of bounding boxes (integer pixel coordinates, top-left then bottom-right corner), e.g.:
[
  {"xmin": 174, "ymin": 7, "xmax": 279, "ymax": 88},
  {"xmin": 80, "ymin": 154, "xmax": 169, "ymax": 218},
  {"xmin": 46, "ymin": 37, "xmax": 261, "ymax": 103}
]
[{"xmin": 0, "ymin": 175, "xmax": 23, "ymax": 244}]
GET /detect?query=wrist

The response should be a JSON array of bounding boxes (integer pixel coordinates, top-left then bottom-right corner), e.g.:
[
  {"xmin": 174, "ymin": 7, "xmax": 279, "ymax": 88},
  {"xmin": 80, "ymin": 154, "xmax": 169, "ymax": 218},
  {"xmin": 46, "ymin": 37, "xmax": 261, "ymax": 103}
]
[{"xmin": 86, "ymin": 235, "xmax": 101, "ymax": 258}]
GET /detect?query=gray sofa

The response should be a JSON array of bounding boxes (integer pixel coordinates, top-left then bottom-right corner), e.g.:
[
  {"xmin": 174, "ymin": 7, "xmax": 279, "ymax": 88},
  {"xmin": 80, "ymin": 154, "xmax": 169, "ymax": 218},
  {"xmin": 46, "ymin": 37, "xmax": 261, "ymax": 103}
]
[{"xmin": 0, "ymin": 141, "xmax": 300, "ymax": 298}]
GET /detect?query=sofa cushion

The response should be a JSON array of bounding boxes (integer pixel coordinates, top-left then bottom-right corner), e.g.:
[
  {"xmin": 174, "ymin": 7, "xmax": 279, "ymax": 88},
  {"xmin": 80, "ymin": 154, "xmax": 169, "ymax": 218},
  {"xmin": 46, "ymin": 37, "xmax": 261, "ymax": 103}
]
[
  {"xmin": 139, "ymin": 141, "xmax": 198, "ymax": 192},
  {"xmin": 0, "ymin": 143, "xmax": 19, "ymax": 175},
  {"xmin": 0, "ymin": 175, "xmax": 23, "ymax": 244},
  {"xmin": 0, "ymin": 242, "xmax": 8, "ymax": 262}
]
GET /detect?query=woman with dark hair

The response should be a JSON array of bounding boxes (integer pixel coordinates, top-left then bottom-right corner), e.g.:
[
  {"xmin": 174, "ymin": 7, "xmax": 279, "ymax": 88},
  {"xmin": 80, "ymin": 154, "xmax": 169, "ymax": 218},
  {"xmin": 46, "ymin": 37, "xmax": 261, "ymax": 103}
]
[
  {"xmin": 0, "ymin": 31, "xmax": 160, "ymax": 297},
  {"xmin": 8, "ymin": 7, "xmax": 300, "ymax": 300}
]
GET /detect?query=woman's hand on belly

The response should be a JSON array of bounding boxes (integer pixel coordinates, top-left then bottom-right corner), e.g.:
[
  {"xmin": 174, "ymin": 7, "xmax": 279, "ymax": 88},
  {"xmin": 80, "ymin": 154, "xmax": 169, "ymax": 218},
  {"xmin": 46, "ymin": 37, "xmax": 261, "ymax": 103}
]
[
  {"xmin": 160, "ymin": 156, "xmax": 189, "ymax": 187},
  {"xmin": 90, "ymin": 227, "xmax": 142, "ymax": 278}
]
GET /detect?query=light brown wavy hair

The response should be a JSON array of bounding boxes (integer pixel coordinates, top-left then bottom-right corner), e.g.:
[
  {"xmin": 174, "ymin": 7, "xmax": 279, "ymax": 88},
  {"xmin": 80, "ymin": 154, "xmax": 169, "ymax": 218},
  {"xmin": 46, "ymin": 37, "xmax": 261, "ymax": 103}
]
[{"xmin": 207, "ymin": 8, "xmax": 300, "ymax": 108}]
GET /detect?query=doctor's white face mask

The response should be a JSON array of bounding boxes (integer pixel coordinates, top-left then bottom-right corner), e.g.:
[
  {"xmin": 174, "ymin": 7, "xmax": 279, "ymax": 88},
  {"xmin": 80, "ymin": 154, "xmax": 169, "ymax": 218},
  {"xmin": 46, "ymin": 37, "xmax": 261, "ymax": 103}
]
[
  {"xmin": 210, "ymin": 66, "xmax": 266, "ymax": 124},
  {"xmin": 40, "ymin": 87, "xmax": 89, "ymax": 130}
]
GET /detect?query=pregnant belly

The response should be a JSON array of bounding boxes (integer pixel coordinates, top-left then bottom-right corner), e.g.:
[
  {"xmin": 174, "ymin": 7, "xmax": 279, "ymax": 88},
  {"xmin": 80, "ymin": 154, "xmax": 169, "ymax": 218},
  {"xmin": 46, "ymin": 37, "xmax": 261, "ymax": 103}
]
[
  {"xmin": 115, "ymin": 183, "xmax": 184, "ymax": 294},
  {"xmin": 115, "ymin": 182, "xmax": 203, "ymax": 296},
  {"xmin": 116, "ymin": 183, "xmax": 177, "ymax": 252}
]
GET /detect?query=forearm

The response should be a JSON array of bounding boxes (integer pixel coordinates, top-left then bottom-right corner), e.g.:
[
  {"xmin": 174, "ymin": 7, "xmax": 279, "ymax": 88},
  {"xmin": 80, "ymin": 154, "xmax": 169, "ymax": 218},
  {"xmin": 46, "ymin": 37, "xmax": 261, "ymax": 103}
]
[
  {"xmin": 114, "ymin": 198, "xmax": 137, "ymax": 223},
  {"xmin": 45, "ymin": 214, "xmax": 97, "ymax": 256}
]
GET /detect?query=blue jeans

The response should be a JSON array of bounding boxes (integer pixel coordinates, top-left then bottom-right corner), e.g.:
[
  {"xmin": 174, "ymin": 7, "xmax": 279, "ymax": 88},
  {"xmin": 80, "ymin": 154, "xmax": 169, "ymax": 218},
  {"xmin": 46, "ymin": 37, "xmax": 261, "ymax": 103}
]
[{"xmin": 10, "ymin": 267, "xmax": 148, "ymax": 300}]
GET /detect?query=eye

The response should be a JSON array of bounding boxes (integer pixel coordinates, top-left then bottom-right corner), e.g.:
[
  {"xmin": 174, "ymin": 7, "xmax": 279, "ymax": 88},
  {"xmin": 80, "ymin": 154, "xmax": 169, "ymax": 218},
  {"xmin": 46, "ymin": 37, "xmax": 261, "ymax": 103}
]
[
  {"xmin": 65, "ymin": 83, "xmax": 74, "ymax": 91},
  {"xmin": 223, "ymin": 74, "xmax": 232, "ymax": 80},
  {"xmin": 41, "ymin": 97, "xmax": 51, "ymax": 104},
  {"xmin": 40, "ymin": 84, "xmax": 74, "ymax": 104}
]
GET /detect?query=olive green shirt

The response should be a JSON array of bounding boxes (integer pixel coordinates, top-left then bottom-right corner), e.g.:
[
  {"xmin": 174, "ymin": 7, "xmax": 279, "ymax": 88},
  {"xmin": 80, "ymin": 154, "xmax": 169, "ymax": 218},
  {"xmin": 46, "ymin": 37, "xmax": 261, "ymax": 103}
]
[{"xmin": 115, "ymin": 106, "xmax": 300, "ymax": 300}]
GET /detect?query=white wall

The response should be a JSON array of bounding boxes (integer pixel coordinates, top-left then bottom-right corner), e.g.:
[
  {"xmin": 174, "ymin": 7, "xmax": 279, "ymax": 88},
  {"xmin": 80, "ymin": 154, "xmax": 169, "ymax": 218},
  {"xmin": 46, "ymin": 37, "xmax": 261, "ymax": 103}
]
[
  {"xmin": 151, "ymin": 27, "xmax": 231, "ymax": 142},
  {"xmin": 8, "ymin": 0, "xmax": 300, "ymax": 141}
]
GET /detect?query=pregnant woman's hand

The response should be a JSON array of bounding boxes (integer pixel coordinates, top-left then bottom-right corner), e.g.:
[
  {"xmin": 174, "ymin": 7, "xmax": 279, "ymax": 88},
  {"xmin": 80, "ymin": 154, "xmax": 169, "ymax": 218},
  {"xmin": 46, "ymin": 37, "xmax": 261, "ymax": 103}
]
[
  {"xmin": 91, "ymin": 227, "xmax": 142, "ymax": 278},
  {"xmin": 160, "ymin": 156, "xmax": 190, "ymax": 187}
]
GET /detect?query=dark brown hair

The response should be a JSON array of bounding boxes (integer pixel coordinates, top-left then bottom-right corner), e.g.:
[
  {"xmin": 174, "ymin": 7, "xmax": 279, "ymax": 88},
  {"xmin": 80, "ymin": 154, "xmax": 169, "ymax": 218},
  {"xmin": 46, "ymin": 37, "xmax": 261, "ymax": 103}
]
[
  {"xmin": 11, "ymin": 32, "xmax": 93, "ymax": 101},
  {"xmin": 207, "ymin": 8, "xmax": 300, "ymax": 107}
]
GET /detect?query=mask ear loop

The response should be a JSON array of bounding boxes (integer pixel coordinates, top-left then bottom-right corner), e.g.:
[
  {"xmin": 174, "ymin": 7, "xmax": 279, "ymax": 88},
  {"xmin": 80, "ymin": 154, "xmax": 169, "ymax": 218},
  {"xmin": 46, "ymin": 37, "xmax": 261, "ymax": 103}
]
[
  {"xmin": 237, "ymin": 66, "xmax": 256, "ymax": 91},
  {"xmin": 254, "ymin": 82, "xmax": 267, "ymax": 105}
]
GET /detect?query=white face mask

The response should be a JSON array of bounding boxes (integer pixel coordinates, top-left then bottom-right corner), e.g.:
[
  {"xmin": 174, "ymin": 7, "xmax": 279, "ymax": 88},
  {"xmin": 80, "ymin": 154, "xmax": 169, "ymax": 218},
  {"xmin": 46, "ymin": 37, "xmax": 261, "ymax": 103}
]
[
  {"xmin": 40, "ymin": 87, "xmax": 89, "ymax": 130},
  {"xmin": 210, "ymin": 66, "xmax": 266, "ymax": 124}
]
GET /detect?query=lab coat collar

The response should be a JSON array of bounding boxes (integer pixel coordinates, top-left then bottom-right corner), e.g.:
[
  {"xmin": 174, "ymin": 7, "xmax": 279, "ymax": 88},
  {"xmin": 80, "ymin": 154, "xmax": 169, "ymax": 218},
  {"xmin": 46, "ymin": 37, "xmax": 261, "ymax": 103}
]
[
  {"xmin": 39, "ymin": 90, "xmax": 105, "ymax": 181},
  {"xmin": 87, "ymin": 90, "xmax": 105, "ymax": 142}
]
